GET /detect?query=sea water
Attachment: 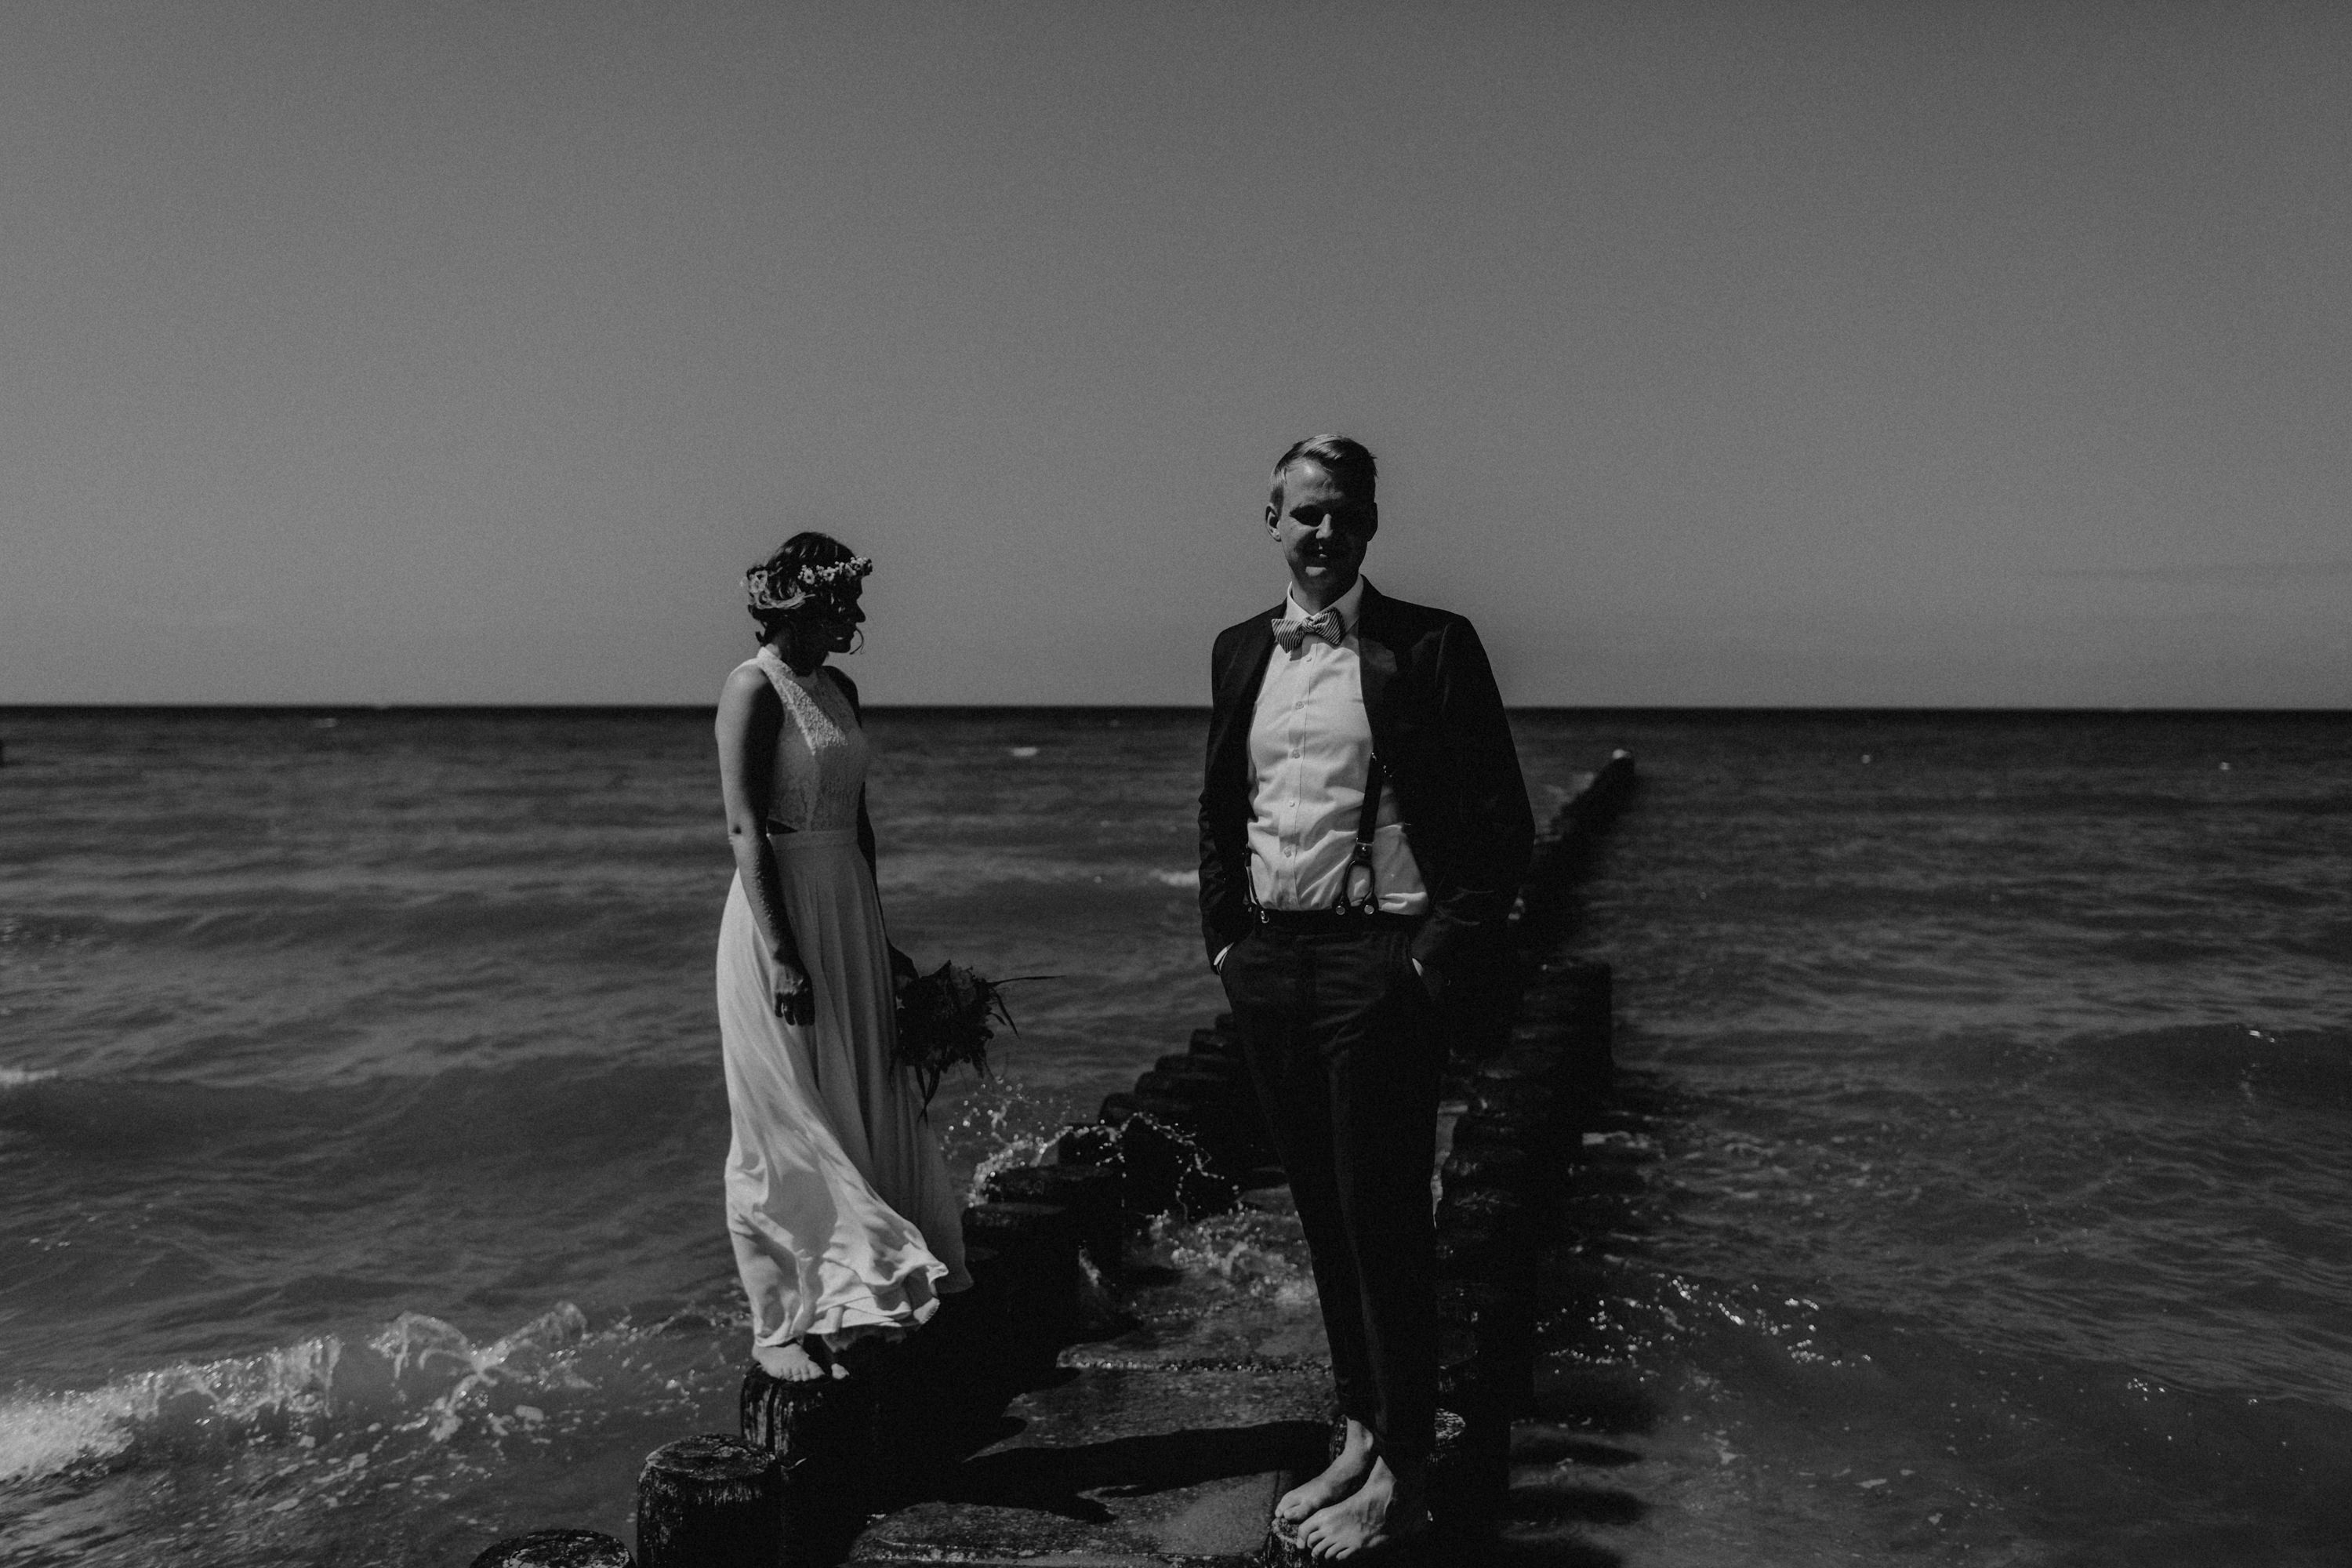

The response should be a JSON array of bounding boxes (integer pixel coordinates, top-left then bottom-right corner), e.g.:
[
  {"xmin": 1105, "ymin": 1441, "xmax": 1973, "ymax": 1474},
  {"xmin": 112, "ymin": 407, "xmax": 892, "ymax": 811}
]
[{"xmin": 1, "ymin": 708, "xmax": 2346, "ymax": 1565}]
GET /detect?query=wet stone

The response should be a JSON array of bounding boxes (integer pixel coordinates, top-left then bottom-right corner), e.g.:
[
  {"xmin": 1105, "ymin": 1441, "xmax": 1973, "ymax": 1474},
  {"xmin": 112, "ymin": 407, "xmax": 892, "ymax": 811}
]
[
  {"xmin": 468, "ymin": 1527, "xmax": 631, "ymax": 1568},
  {"xmin": 848, "ymin": 1368, "xmax": 1329, "ymax": 1564}
]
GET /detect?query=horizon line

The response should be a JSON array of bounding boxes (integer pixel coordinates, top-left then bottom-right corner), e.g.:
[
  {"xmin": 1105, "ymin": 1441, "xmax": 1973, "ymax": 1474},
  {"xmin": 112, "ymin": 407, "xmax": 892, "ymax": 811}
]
[{"xmin": 5, "ymin": 703, "xmax": 2348, "ymax": 718}]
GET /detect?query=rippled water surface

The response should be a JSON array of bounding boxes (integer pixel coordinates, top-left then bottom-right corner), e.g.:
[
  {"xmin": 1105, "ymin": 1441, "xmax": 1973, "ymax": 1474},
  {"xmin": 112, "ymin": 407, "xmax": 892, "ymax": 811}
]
[
  {"xmin": 1534, "ymin": 711, "xmax": 2352, "ymax": 1566},
  {"xmin": 2, "ymin": 707, "xmax": 2347, "ymax": 1565}
]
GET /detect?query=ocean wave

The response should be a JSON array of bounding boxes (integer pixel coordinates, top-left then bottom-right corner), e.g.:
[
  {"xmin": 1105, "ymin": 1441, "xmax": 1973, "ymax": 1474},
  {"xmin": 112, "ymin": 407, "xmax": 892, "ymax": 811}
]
[
  {"xmin": 0, "ymin": 1334, "xmax": 343, "ymax": 1484},
  {"xmin": 0, "ymin": 1303, "xmax": 596, "ymax": 1486}
]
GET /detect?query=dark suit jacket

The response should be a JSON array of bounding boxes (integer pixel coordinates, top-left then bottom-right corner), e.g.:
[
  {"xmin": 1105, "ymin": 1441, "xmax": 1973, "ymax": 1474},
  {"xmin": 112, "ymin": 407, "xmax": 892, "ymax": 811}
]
[{"xmin": 1197, "ymin": 583, "xmax": 1535, "ymax": 980}]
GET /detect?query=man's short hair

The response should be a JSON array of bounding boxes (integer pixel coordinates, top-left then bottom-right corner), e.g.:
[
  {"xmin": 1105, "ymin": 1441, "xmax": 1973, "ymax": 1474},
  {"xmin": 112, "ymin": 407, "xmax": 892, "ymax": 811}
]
[{"xmin": 1269, "ymin": 434, "xmax": 1377, "ymax": 510}]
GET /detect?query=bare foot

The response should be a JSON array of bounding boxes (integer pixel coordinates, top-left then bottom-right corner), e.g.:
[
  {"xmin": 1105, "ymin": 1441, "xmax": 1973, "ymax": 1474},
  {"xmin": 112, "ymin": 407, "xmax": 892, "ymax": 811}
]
[
  {"xmin": 1276, "ymin": 1421, "xmax": 1375, "ymax": 1528},
  {"xmin": 1298, "ymin": 1456, "xmax": 1428, "ymax": 1561},
  {"xmin": 752, "ymin": 1340, "xmax": 841, "ymax": 1381}
]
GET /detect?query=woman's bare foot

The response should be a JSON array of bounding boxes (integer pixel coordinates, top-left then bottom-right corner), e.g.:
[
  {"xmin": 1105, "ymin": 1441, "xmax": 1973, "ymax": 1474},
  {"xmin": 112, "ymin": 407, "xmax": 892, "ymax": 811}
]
[
  {"xmin": 752, "ymin": 1339, "xmax": 842, "ymax": 1381},
  {"xmin": 1298, "ymin": 1455, "xmax": 1428, "ymax": 1561},
  {"xmin": 1276, "ymin": 1420, "xmax": 1376, "ymax": 1528}
]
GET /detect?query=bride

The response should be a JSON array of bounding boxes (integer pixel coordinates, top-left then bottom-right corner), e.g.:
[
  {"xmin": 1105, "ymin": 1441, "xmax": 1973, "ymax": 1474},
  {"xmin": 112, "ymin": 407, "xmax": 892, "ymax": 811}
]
[{"xmin": 713, "ymin": 531, "xmax": 968, "ymax": 1381}]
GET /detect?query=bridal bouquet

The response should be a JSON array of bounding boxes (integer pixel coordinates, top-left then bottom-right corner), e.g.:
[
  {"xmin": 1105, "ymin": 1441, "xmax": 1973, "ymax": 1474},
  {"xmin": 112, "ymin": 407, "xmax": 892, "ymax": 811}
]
[{"xmin": 893, "ymin": 960, "xmax": 1026, "ymax": 1109}]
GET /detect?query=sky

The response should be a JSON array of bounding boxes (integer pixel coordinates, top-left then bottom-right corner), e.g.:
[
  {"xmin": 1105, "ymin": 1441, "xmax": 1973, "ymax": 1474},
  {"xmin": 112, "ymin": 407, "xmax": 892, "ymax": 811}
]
[{"xmin": 4, "ymin": 0, "xmax": 2347, "ymax": 706}]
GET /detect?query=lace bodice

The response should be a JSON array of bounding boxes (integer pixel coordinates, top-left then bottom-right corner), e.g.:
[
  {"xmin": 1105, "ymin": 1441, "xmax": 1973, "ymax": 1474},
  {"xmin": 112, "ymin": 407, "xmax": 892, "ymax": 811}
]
[{"xmin": 748, "ymin": 646, "xmax": 869, "ymax": 833}]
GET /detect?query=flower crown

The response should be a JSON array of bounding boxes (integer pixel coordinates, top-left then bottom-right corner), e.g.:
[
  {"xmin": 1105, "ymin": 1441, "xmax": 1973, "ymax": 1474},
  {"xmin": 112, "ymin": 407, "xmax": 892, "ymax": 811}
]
[{"xmin": 744, "ymin": 555, "xmax": 873, "ymax": 612}]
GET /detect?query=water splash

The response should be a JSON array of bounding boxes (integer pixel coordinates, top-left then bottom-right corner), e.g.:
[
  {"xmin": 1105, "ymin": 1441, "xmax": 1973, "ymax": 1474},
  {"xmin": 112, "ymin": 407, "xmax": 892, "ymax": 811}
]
[
  {"xmin": 1159, "ymin": 1210, "xmax": 1316, "ymax": 1306},
  {"xmin": 942, "ymin": 1077, "xmax": 1068, "ymax": 1204},
  {"xmin": 372, "ymin": 1303, "xmax": 591, "ymax": 1441}
]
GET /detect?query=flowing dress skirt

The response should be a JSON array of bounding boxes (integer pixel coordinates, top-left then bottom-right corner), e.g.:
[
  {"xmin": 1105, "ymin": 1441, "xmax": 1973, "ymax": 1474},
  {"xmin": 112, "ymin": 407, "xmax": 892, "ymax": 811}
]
[{"xmin": 718, "ymin": 828, "xmax": 968, "ymax": 1348}]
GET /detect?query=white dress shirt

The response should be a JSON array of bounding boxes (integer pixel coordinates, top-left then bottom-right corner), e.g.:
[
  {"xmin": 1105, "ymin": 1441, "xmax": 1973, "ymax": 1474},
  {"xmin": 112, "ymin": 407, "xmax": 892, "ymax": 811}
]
[{"xmin": 1245, "ymin": 578, "xmax": 1430, "ymax": 916}]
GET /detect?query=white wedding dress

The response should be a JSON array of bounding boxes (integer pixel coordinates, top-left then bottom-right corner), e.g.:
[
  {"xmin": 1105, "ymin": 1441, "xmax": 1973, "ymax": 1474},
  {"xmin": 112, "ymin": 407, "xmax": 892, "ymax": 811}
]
[{"xmin": 718, "ymin": 645, "xmax": 967, "ymax": 1352}]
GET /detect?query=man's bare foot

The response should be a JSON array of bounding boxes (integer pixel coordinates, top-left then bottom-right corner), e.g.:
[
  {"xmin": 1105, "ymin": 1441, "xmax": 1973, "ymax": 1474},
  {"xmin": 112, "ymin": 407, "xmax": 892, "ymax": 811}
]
[
  {"xmin": 1276, "ymin": 1421, "xmax": 1376, "ymax": 1528},
  {"xmin": 1298, "ymin": 1456, "xmax": 1428, "ymax": 1561},
  {"xmin": 752, "ymin": 1339, "xmax": 842, "ymax": 1381}
]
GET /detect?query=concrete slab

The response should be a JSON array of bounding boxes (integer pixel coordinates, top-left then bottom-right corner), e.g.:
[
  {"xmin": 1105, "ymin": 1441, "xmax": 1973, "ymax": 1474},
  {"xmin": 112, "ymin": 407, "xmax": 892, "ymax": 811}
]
[
  {"xmin": 1061, "ymin": 1308, "xmax": 1329, "ymax": 1373},
  {"xmin": 848, "ymin": 1367, "xmax": 1328, "ymax": 1566}
]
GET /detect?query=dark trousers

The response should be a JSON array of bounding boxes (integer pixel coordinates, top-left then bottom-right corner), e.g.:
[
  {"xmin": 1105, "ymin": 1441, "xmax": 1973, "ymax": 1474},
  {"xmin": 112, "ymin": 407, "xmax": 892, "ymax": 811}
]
[{"xmin": 1221, "ymin": 920, "xmax": 1441, "ymax": 1461}]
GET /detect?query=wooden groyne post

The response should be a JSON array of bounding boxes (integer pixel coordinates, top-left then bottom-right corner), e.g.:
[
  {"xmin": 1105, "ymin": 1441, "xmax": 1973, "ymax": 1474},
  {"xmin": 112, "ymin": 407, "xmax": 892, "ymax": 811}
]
[
  {"xmin": 633, "ymin": 1434, "xmax": 784, "ymax": 1568},
  {"xmin": 1425, "ymin": 748, "xmax": 1633, "ymax": 1526}
]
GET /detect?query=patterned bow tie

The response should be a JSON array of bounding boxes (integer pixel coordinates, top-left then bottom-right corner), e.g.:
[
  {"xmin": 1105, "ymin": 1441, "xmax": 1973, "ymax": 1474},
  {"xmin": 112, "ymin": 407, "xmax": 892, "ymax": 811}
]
[{"xmin": 1272, "ymin": 609, "xmax": 1345, "ymax": 652}]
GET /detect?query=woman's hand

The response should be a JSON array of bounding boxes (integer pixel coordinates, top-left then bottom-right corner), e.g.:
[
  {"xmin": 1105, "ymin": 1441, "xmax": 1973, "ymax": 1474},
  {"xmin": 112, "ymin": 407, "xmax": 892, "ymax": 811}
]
[{"xmin": 773, "ymin": 952, "xmax": 815, "ymax": 1026}]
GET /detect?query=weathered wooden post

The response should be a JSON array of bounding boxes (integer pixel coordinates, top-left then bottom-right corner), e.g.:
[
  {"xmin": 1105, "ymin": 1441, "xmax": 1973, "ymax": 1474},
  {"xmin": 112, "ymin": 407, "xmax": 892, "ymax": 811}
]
[
  {"xmin": 1195, "ymin": 1014, "xmax": 1240, "ymax": 1054},
  {"xmin": 1168, "ymin": 1042, "xmax": 1278, "ymax": 1160},
  {"xmin": 1439, "ymin": 1280, "xmax": 1535, "ymax": 1414},
  {"xmin": 1439, "ymin": 1141, "xmax": 1531, "ymax": 1196},
  {"xmin": 983, "ymin": 1161, "xmax": 1126, "ymax": 1279},
  {"xmin": 1436, "ymin": 1281, "xmax": 1535, "ymax": 1521},
  {"xmin": 1517, "ymin": 959, "xmax": 1613, "ymax": 1095},
  {"xmin": 1145, "ymin": 1051, "xmax": 1238, "ymax": 1092},
  {"xmin": 1439, "ymin": 1181, "xmax": 1532, "ymax": 1243},
  {"xmin": 1466, "ymin": 1074, "xmax": 1559, "ymax": 1137},
  {"xmin": 1055, "ymin": 1119, "xmax": 1118, "ymax": 1167},
  {"xmin": 1116, "ymin": 1078, "xmax": 1246, "ymax": 1167},
  {"xmin": 739, "ymin": 1361, "xmax": 878, "ymax": 1560},
  {"xmin": 1424, "ymin": 1406, "xmax": 1486, "ymax": 1532},
  {"xmin": 468, "ymin": 1527, "xmax": 632, "ymax": 1567},
  {"xmin": 1087, "ymin": 1096, "xmax": 1238, "ymax": 1218},
  {"xmin": 962, "ymin": 1200, "xmax": 1082, "ymax": 1344},
  {"xmin": 634, "ymin": 1435, "xmax": 782, "ymax": 1568}
]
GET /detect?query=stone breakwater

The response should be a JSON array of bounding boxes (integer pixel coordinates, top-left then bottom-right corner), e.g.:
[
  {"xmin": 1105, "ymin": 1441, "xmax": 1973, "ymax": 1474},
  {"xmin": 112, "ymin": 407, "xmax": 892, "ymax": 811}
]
[{"xmin": 469, "ymin": 750, "xmax": 1637, "ymax": 1568}]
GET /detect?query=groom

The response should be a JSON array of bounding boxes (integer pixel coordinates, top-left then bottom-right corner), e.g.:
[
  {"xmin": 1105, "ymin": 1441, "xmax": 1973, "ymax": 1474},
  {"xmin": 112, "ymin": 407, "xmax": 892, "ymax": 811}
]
[{"xmin": 1200, "ymin": 435, "xmax": 1533, "ymax": 1556}]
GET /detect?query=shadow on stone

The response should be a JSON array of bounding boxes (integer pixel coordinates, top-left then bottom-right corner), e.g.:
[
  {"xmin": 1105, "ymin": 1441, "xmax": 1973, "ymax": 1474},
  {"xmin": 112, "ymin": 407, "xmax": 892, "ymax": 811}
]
[
  {"xmin": 1503, "ymin": 1485, "xmax": 1646, "ymax": 1526},
  {"xmin": 1529, "ymin": 1365, "xmax": 1663, "ymax": 1437},
  {"xmin": 932, "ymin": 1419, "xmax": 1330, "ymax": 1522},
  {"xmin": 1472, "ymin": 1535, "xmax": 1628, "ymax": 1568},
  {"xmin": 1509, "ymin": 1430, "xmax": 1644, "ymax": 1468}
]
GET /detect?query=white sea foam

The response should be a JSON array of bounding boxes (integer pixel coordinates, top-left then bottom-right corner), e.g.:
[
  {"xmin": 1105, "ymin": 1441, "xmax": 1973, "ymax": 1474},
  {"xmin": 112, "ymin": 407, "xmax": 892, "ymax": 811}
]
[
  {"xmin": 0, "ymin": 1065, "xmax": 60, "ymax": 1088},
  {"xmin": 0, "ymin": 1335, "xmax": 342, "ymax": 1482},
  {"xmin": 0, "ymin": 1305, "xmax": 593, "ymax": 1484},
  {"xmin": 0, "ymin": 1382, "xmax": 140, "ymax": 1483}
]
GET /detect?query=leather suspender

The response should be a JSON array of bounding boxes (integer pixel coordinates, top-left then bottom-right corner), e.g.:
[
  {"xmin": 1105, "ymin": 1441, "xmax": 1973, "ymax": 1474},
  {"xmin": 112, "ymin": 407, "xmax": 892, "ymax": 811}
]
[{"xmin": 1334, "ymin": 751, "xmax": 1385, "ymax": 916}]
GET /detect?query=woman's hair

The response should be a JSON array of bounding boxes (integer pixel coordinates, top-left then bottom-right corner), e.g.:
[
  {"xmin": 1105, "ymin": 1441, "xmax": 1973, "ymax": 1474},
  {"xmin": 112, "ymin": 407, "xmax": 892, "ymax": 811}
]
[{"xmin": 745, "ymin": 531, "xmax": 867, "ymax": 641}]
